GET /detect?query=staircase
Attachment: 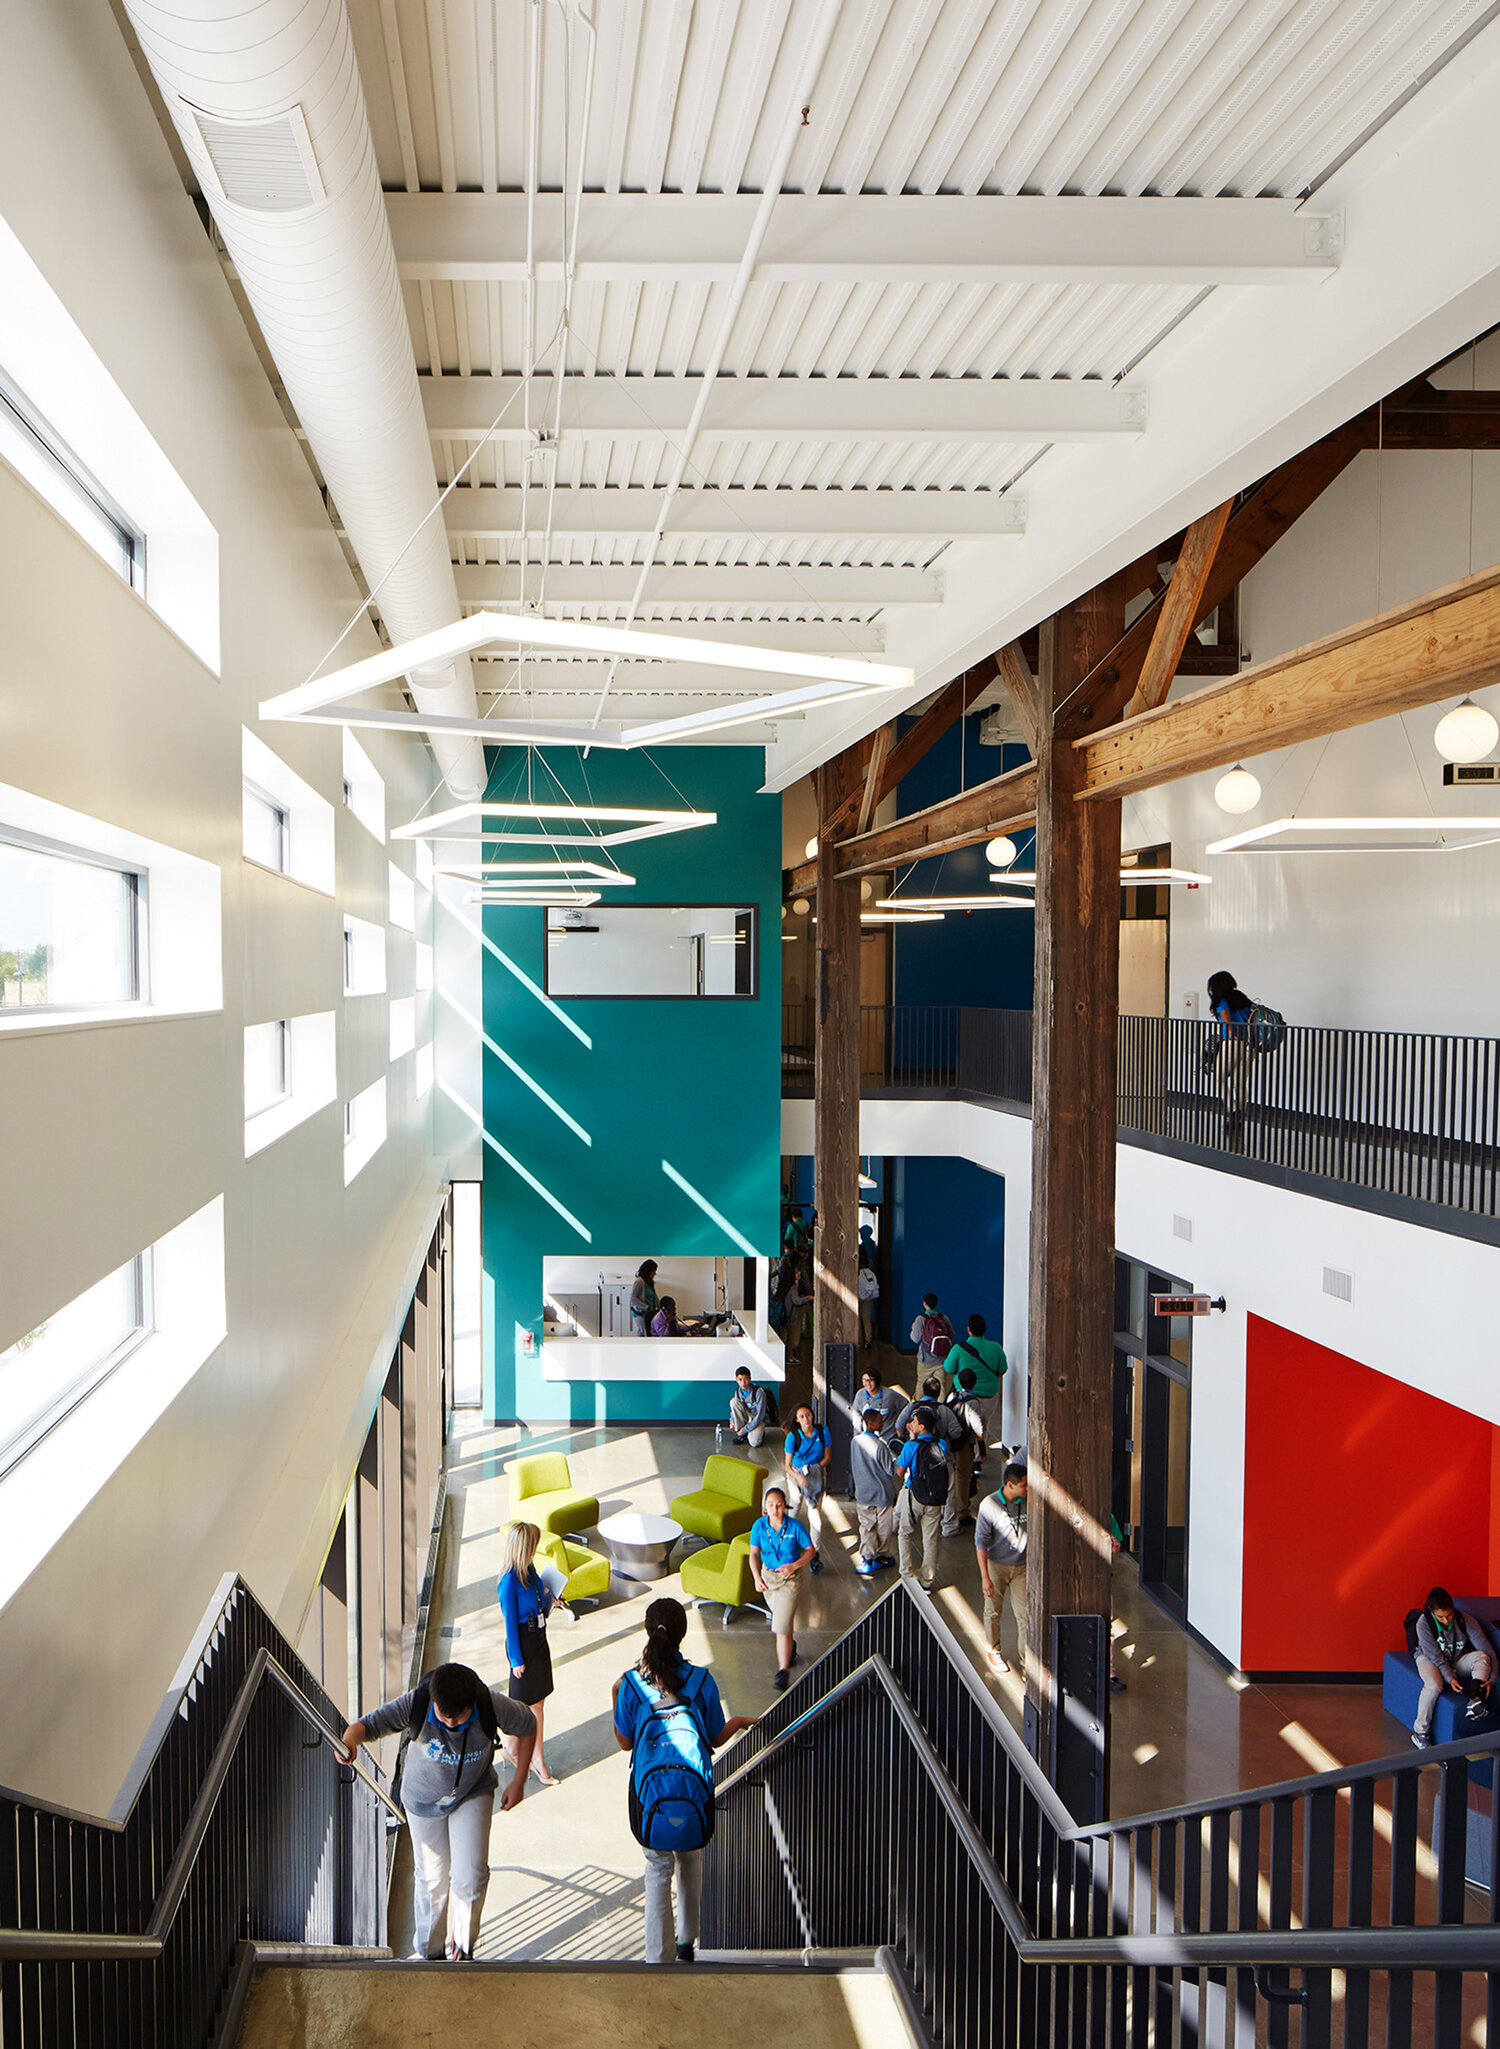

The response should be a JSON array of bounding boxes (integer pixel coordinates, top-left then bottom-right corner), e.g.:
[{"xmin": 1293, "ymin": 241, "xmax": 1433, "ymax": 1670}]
[{"xmin": 3, "ymin": 1572, "xmax": 1495, "ymax": 2047}]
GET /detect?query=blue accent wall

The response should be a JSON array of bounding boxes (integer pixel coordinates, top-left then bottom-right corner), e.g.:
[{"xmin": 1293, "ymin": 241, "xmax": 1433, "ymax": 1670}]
[
  {"xmin": 480, "ymin": 748, "xmax": 781, "ymax": 1423},
  {"xmin": 891, "ymin": 713, "xmax": 1035, "ymax": 1012},
  {"xmin": 888, "ymin": 1156, "xmax": 1006, "ymax": 1357}
]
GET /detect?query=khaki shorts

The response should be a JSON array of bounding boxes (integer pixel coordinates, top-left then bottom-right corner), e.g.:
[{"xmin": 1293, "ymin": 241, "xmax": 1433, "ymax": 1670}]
[{"xmin": 764, "ymin": 1575, "xmax": 802, "ymax": 1633}]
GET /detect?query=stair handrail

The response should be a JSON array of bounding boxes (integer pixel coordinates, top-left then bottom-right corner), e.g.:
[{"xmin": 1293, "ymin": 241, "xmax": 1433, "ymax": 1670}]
[
  {"xmin": 717, "ymin": 1639, "xmax": 1500, "ymax": 1972},
  {"xmin": 0, "ymin": 1606, "xmax": 403, "ymax": 1962}
]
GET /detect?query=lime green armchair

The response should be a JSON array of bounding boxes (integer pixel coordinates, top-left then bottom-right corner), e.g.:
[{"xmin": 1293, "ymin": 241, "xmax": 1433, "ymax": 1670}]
[
  {"xmin": 509, "ymin": 1452, "xmax": 598, "ymax": 1538},
  {"xmin": 680, "ymin": 1534, "xmax": 768, "ymax": 1626},
  {"xmin": 539, "ymin": 1533, "xmax": 611, "ymax": 1609},
  {"xmin": 669, "ymin": 1454, "xmax": 767, "ymax": 1544}
]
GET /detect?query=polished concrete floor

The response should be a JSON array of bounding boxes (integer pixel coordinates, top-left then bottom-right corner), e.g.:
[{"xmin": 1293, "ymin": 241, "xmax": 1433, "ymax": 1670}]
[{"xmin": 386, "ymin": 1358, "xmax": 1427, "ymax": 1964}]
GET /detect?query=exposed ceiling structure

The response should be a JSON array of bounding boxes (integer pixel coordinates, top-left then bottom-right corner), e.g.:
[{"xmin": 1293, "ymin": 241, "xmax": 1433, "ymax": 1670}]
[{"xmin": 130, "ymin": 0, "xmax": 1500, "ymax": 781}]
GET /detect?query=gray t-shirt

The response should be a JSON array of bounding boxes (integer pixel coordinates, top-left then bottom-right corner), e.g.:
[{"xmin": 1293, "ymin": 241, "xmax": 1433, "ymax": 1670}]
[
  {"xmin": 363, "ymin": 1685, "xmax": 536, "ymax": 1818},
  {"xmin": 974, "ymin": 1492, "xmax": 1027, "ymax": 1567},
  {"xmin": 851, "ymin": 1429, "xmax": 899, "ymax": 1508}
]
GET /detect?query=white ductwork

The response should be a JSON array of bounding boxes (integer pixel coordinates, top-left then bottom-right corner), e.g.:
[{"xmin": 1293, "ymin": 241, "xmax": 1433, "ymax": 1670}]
[{"xmin": 121, "ymin": 0, "xmax": 486, "ymax": 798}]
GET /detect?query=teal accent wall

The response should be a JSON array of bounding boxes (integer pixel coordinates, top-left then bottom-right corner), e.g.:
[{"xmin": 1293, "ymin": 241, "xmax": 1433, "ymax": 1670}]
[{"xmin": 480, "ymin": 748, "xmax": 781, "ymax": 1423}]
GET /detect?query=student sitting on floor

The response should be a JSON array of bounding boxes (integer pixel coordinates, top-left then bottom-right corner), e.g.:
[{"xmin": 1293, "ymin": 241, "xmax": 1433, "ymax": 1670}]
[{"xmin": 727, "ymin": 1362, "xmax": 772, "ymax": 1448}]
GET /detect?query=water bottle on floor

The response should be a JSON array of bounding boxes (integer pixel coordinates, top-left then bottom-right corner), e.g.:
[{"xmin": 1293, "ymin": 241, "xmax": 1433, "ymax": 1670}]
[{"xmin": 715, "ymin": 1423, "xmax": 724, "ymax": 1450}]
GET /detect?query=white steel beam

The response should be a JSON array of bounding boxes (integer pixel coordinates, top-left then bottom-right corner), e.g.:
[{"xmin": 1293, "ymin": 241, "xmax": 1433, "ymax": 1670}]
[
  {"xmin": 389, "ymin": 193, "xmax": 1340, "ymax": 288},
  {"xmin": 449, "ymin": 565, "xmax": 944, "ymax": 607},
  {"xmin": 439, "ymin": 486, "xmax": 1026, "ymax": 539},
  {"xmin": 421, "ymin": 373, "xmax": 1146, "ymax": 444},
  {"xmin": 466, "ymin": 621, "xmax": 886, "ymax": 654}
]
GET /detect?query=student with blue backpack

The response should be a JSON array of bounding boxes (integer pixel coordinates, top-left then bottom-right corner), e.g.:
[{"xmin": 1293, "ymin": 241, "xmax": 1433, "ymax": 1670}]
[
  {"xmin": 1203, "ymin": 969, "xmax": 1285, "ymax": 1148},
  {"xmin": 613, "ymin": 1598, "xmax": 757, "ymax": 1963}
]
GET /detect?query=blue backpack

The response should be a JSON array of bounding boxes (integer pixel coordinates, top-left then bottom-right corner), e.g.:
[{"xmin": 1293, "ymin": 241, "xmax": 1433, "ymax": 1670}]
[{"xmin": 625, "ymin": 1666, "xmax": 716, "ymax": 1852}]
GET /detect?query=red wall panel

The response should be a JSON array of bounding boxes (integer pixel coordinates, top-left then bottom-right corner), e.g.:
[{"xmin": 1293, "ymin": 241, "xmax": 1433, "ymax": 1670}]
[{"xmin": 1241, "ymin": 1314, "xmax": 1495, "ymax": 1673}]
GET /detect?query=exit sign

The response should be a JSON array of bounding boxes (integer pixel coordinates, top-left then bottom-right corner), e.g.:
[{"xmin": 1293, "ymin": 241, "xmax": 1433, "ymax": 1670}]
[{"xmin": 1152, "ymin": 1292, "xmax": 1226, "ymax": 1318}]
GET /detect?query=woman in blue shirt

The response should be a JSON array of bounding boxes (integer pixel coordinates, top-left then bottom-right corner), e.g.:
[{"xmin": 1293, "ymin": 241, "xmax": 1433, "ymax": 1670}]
[
  {"xmin": 749, "ymin": 1486, "xmax": 815, "ymax": 1692},
  {"xmin": 612, "ymin": 1597, "xmax": 757, "ymax": 1964},
  {"xmin": 497, "ymin": 1520, "xmax": 558, "ymax": 1785},
  {"xmin": 783, "ymin": 1403, "xmax": 832, "ymax": 1569}
]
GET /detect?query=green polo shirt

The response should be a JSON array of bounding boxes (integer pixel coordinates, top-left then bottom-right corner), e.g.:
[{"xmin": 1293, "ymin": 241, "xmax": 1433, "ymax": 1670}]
[{"xmin": 949, "ymin": 1333, "xmax": 1005, "ymax": 1398}]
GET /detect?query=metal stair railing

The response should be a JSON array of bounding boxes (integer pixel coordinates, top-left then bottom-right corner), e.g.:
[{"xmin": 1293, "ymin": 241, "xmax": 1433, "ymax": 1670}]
[
  {"xmin": 0, "ymin": 1573, "xmax": 402, "ymax": 2047},
  {"xmin": 702, "ymin": 1579, "xmax": 1500, "ymax": 2049}
]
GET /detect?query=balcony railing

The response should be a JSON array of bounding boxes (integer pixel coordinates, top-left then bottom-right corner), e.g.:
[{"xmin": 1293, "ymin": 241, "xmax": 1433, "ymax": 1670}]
[{"xmin": 781, "ymin": 1003, "xmax": 1500, "ymax": 1223}]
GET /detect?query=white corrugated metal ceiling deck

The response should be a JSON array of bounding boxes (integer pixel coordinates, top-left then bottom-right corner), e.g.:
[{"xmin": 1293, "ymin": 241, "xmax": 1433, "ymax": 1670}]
[{"xmin": 320, "ymin": 0, "xmax": 1500, "ymax": 741}]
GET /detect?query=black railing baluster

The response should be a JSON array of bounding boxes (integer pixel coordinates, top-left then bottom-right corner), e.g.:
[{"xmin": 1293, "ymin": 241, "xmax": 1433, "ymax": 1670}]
[{"xmin": 814, "ymin": 1005, "xmax": 1500, "ymax": 1224}]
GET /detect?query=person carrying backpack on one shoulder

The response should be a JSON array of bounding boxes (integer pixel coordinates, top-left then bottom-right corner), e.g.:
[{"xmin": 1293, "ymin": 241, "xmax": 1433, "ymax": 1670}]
[
  {"xmin": 341, "ymin": 1661, "xmax": 536, "ymax": 1961},
  {"xmin": 1202, "ymin": 969, "xmax": 1285, "ymax": 1151},
  {"xmin": 612, "ymin": 1598, "xmax": 757, "ymax": 1964},
  {"xmin": 896, "ymin": 1406, "xmax": 949, "ymax": 1591},
  {"xmin": 910, "ymin": 1292, "xmax": 956, "ymax": 1391}
]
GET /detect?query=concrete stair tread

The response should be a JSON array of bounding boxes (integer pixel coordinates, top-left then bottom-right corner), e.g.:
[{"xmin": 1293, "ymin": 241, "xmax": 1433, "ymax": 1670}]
[{"xmin": 236, "ymin": 1961, "xmax": 909, "ymax": 2048}]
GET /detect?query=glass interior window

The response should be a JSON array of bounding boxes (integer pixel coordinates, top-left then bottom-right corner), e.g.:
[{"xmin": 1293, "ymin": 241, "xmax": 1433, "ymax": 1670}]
[
  {"xmin": 243, "ymin": 783, "xmax": 289, "ymax": 873},
  {"xmin": 0, "ymin": 1254, "xmax": 149, "ymax": 1480},
  {"xmin": 0, "ymin": 838, "xmax": 139, "ymax": 1011},
  {"xmin": 0, "ymin": 371, "xmax": 143, "ymax": 590},
  {"xmin": 244, "ymin": 1019, "xmax": 292, "ymax": 1118},
  {"xmin": 545, "ymin": 904, "xmax": 759, "ymax": 998}
]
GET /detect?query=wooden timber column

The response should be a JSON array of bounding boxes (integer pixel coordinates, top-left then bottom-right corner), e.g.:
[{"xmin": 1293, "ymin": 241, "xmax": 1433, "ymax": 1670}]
[
  {"xmin": 1024, "ymin": 574, "xmax": 1127, "ymax": 1779},
  {"xmin": 812, "ymin": 745, "xmax": 864, "ymax": 1408}
]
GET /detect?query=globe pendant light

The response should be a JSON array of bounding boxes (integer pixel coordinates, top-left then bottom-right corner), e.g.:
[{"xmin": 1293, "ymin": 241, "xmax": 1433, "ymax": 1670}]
[
  {"xmin": 1434, "ymin": 697, "xmax": 1500, "ymax": 765},
  {"xmin": 1214, "ymin": 765, "xmax": 1261, "ymax": 815},
  {"xmin": 985, "ymin": 835, "xmax": 1019, "ymax": 867}
]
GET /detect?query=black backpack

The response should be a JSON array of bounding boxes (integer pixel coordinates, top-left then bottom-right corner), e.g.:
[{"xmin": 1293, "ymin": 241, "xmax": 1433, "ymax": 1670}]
[
  {"xmin": 1402, "ymin": 1608, "xmax": 1423, "ymax": 1657},
  {"xmin": 406, "ymin": 1677, "xmax": 499, "ymax": 1743},
  {"xmin": 909, "ymin": 1438, "xmax": 949, "ymax": 1507}
]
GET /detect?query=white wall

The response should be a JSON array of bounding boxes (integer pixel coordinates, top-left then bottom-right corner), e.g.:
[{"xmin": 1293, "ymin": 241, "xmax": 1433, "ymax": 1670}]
[
  {"xmin": 1124, "ymin": 344, "xmax": 1500, "ymax": 1037},
  {"xmin": 0, "ymin": 0, "xmax": 445, "ymax": 1813},
  {"xmin": 788, "ymin": 1094, "xmax": 1500, "ymax": 1670}
]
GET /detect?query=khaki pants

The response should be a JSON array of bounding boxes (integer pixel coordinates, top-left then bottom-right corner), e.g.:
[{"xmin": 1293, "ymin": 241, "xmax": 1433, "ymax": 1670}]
[
  {"xmin": 856, "ymin": 1502, "xmax": 894, "ymax": 1561},
  {"xmin": 943, "ymin": 1438, "xmax": 973, "ymax": 1534},
  {"xmin": 728, "ymin": 1394, "xmax": 765, "ymax": 1447},
  {"xmin": 982, "ymin": 1564, "xmax": 1027, "ymax": 1666},
  {"xmin": 897, "ymin": 1492, "xmax": 942, "ymax": 1588},
  {"xmin": 972, "ymin": 1393, "xmax": 1001, "ymax": 1452},
  {"xmin": 859, "ymin": 1299, "xmax": 876, "ymax": 1348}
]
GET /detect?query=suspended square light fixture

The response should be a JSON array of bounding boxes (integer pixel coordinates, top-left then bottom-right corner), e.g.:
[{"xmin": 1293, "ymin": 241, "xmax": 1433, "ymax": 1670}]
[
  {"xmin": 1207, "ymin": 816, "xmax": 1500, "ymax": 855},
  {"xmin": 393, "ymin": 801, "xmax": 717, "ymax": 849},
  {"xmin": 434, "ymin": 861, "xmax": 636, "ymax": 884},
  {"xmin": 259, "ymin": 612, "xmax": 915, "ymax": 749}
]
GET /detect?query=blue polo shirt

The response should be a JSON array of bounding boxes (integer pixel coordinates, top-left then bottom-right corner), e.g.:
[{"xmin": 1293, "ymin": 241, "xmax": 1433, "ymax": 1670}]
[
  {"xmin": 784, "ymin": 1424, "xmax": 831, "ymax": 1471},
  {"xmin": 749, "ymin": 1513, "xmax": 812, "ymax": 1569},
  {"xmin": 897, "ymin": 1432, "xmax": 947, "ymax": 1489},
  {"xmin": 613, "ymin": 1658, "xmax": 725, "ymax": 1749}
]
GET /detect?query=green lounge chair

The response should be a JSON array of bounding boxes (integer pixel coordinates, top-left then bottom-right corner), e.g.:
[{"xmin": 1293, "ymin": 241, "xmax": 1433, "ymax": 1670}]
[
  {"xmin": 680, "ymin": 1533, "xmax": 768, "ymax": 1627},
  {"xmin": 668, "ymin": 1453, "xmax": 767, "ymax": 1545},
  {"xmin": 540, "ymin": 1532, "xmax": 611, "ymax": 1609},
  {"xmin": 509, "ymin": 1452, "xmax": 599, "ymax": 1538}
]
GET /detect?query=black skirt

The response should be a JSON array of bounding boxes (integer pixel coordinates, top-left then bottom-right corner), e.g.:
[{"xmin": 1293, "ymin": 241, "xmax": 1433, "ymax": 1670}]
[{"xmin": 508, "ymin": 1616, "xmax": 554, "ymax": 1705}]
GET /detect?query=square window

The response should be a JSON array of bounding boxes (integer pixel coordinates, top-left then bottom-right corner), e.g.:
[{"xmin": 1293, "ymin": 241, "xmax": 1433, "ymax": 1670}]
[
  {"xmin": 0, "ymin": 1251, "xmax": 150, "ymax": 1481},
  {"xmin": 244, "ymin": 1018, "xmax": 291, "ymax": 1117},
  {"xmin": 243, "ymin": 782, "xmax": 289, "ymax": 874},
  {"xmin": 0, "ymin": 836, "xmax": 142, "ymax": 1012}
]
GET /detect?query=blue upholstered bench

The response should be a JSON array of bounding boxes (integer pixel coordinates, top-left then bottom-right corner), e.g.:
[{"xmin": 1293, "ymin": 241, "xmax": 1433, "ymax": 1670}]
[{"xmin": 1382, "ymin": 1595, "xmax": 1500, "ymax": 1747}]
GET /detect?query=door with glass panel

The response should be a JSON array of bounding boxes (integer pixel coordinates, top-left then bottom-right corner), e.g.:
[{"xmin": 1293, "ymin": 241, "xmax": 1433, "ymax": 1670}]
[{"xmin": 1112, "ymin": 1254, "xmax": 1193, "ymax": 1621}]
